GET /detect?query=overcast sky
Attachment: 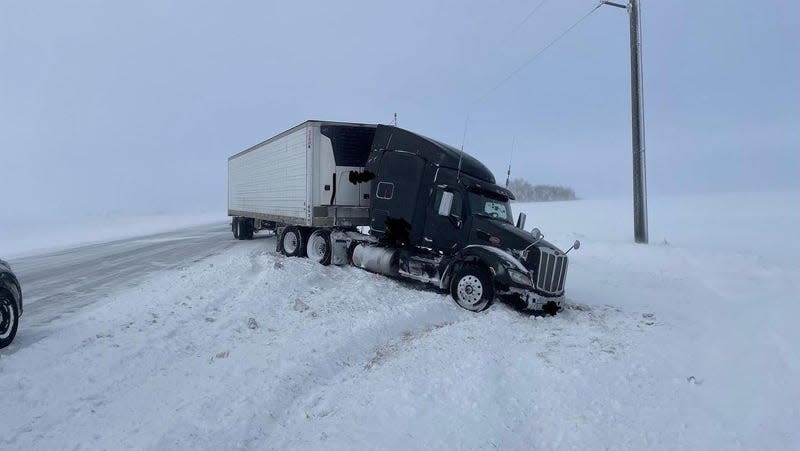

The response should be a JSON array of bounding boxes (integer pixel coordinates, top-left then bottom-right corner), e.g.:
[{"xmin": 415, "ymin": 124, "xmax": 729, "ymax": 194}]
[{"xmin": 1, "ymin": 0, "xmax": 798, "ymax": 220}]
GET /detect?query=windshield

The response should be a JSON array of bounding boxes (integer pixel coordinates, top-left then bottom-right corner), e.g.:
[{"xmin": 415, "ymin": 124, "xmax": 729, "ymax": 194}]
[{"xmin": 468, "ymin": 193, "xmax": 513, "ymax": 223}]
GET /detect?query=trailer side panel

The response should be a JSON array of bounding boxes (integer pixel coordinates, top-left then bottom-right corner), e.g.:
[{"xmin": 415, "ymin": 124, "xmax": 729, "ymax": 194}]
[{"xmin": 228, "ymin": 126, "xmax": 309, "ymax": 225}]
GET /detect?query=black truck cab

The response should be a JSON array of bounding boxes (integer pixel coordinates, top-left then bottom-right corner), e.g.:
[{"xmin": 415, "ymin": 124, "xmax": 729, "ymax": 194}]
[{"xmin": 356, "ymin": 125, "xmax": 576, "ymax": 313}]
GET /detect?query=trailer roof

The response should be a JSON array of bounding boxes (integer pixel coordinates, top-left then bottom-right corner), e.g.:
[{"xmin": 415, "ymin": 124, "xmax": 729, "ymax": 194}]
[{"xmin": 228, "ymin": 120, "xmax": 377, "ymax": 161}]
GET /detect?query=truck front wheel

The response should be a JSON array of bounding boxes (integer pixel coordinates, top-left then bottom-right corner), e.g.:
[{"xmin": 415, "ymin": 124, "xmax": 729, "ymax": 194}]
[{"xmin": 450, "ymin": 264, "xmax": 494, "ymax": 312}]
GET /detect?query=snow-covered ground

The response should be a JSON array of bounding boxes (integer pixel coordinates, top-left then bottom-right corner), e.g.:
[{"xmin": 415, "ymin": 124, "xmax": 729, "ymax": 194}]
[
  {"xmin": 0, "ymin": 212, "xmax": 224, "ymax": 258},
  {"xmin": 1, "ymin": 191, "xmax": 798, "ymax": 450}
]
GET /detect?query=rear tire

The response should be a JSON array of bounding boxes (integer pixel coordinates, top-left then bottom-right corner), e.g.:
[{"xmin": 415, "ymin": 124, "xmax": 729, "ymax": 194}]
[
  {"xmin": 279, "ymin": 226, "xmax": 303, "ymax": 257},
  {"xmin": 232, "ymin": 218, "xmax": 240, "ymax": 240},
  {"xmin": 306, "ymin": 230, "xmax": 332, "ymax": 265},
  {"xmin": 450, "ymin": 264, "xmax": 494, "ymax": 312},
  {"xmin": 240, "ymin": 219, "xmax": 254, "ymax": 240},
  {"xmin": 0, "ymin": 292, "xmax": 19, "ymax": 349}
]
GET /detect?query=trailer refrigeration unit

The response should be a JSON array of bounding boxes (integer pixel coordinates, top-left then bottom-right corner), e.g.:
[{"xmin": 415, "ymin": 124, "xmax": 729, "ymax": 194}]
[{"xmin": 228, "ymin": 120, "xmax": 579, "ymax": 313}]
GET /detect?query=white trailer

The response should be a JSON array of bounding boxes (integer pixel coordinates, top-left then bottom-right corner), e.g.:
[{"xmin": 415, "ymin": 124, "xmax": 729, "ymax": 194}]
[{"xmin": 228, "ymin": 120, "xmax": 377, "ymax": 239}]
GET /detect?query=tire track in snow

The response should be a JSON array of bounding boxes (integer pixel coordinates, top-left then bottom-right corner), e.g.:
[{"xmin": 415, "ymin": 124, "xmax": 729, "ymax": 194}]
[{"xmin": 238, "ymin": 263, "xmax": 473, "ymax": 440}]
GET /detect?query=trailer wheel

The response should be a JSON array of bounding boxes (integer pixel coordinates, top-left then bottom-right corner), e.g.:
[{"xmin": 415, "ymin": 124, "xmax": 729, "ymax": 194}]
[
  {"xmin": 240, "ymin": 219, "xmax": 254, "ymax": 240},
  {"xmin": 232, "ymin": 218, "xmax": 240, "ymax": 240},
  {"xmin": 306, "ymin": 230, "xmax": 332, "ymax": 265},
  {"xmin": 279, "ymin": 226, "xmax": 302, "ymax": 257},
  {"xmin": 450, "ymin": 264, "xmax": 494, "ymax": 312}
]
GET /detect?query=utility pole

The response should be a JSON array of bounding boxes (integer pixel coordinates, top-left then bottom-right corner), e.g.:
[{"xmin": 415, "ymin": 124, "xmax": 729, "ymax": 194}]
[{"xmin": 602, "ymin": 0, "xmax": 649, "ymax": 244}]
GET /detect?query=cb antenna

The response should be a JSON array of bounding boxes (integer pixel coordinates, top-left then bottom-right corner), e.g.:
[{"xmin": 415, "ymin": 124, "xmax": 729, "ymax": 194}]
[
  {"xmin": 456, "ymin": 115, "xmax": 469, "ymax": 182},
  {"xmin": 505, "ymin": 136, "xmax": 515, "ymax": 188}
]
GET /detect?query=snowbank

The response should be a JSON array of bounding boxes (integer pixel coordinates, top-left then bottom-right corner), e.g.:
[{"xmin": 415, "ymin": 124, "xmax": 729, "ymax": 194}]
[
  {"xmin": 1, "ymin": 191, "xmax": 798, "ymax": 449},
  {"xmin": 0, "ymin": 213, "xmax": 225, "ymax": 258},
  {"xmin": 516, "ymin": 191, "xmax": 800, "ymax": 267}
]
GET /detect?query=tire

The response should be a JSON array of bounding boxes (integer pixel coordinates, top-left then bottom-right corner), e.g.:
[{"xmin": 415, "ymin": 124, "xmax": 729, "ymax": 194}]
[
  {"xmin": 241, "ymin": 219, "xmax": 254, "ymax": 240},
  {"xmin": 298, "ymin": 227, "xmax": 312, "ymax": 258},
  {"xmin": 450, "ymin": 264, "xmax": 494, "ymax": 312},
  {"xmin": 306, "ymin": 230, "xmax": 332, "ymax": 265},
  {"xmin": 0, "ymin": 292, "xmax": 19, "ymax": 349},
  {"xmin": 234, "ymin": 218, "xmax": 254, "ymax": 240},
  {"xmin": 279, "ymin": 226, "xmax": 303, "ymax": 257},
  {"xmin": 232, "ymin": 218, "xmax": 240, "ymax": 240}
]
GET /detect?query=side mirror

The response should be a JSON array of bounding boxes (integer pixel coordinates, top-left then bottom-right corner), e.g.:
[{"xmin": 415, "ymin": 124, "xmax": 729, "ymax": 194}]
[
  {"xmin": 516, "ymin": 212, "xmax": 526, "ymax": 230},
  {"xmin": 438, "ymin": 191, "xmax": 454, "ymax": 216},
  {"xmin": 530, "ymin": 227, "xmax": 542, "ymax": 241}
]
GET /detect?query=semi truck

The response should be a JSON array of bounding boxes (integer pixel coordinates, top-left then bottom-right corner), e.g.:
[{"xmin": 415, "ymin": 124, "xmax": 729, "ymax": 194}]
[{"xmin": 228, "ymin": 120, "xmax": 579, "ymax": 313}]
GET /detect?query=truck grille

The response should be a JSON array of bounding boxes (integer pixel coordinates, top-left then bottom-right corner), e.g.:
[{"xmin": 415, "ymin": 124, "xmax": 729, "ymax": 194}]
[{"xmin": 534, "ymin": 248, "xmax": 568, "ymax": 294}]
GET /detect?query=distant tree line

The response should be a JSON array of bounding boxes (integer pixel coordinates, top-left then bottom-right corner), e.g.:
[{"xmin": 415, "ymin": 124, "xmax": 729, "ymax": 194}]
[{"xmin": 507, "ymin": 178, "xmax": 577, "ymax": 202}]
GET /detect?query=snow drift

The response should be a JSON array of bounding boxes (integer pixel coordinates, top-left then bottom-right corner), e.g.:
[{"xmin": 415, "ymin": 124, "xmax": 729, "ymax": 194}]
[{"xmin": 1, "ymin": 191, "xmax": 798, "ymax": 449}]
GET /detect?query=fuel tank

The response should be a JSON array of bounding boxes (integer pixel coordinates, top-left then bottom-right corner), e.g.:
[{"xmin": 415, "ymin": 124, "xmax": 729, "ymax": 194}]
[{"xmin": 350, "ymin": 244, "xmax": 400, "ymax": 277}]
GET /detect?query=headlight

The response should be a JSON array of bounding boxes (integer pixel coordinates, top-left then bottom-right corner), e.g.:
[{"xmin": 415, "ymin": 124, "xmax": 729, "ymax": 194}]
[{"xmin": 508, "ymin": 269, "xmax": 532, "ymax": 286}]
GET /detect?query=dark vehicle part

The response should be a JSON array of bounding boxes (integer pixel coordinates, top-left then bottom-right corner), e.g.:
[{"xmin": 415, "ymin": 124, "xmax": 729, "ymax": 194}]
[
  {"xmin": 232, "ymin": 217, "xmax": 259, "ymax": 240},
  {"xmin": 0, "ymin": 294, "xmax": 18, "ymax": 348},
  {"xmin": 234, "ymin": 217, "xmax": 254, "ymax": 240},
  {"xmin": 242, "ymin": 219, "xmax": 254, "ymax": 240},
  {"xmin": 0, "ymin": 259, "xmax": 22, "ymax": 349},
  {"xmin": 542, "ymin": 301, "xmax": 560, "ymax": 316},
  {"xmin": 232, "ymin": 219, "xmax": 240, "ymax": 240}
]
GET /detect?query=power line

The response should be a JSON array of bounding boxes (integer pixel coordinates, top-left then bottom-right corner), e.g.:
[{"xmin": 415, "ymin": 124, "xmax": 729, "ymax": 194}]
[
  {"xmin": 472, "ymin": 3, "xmax": 603, "ymax": 107},
  {"xmin": 499, "ymin": 0, "xmax": 550, "ymax": 48},
  {"xmin": 459, "ymin": 3, "xmax": 602, "ymax": 160},
  {"xmin": 456, "ymin": 0, "xmax": 551, "ymax": 152}
]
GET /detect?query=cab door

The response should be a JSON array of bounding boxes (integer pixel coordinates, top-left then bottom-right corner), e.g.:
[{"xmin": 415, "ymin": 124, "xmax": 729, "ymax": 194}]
[
  {"xmin": 423, "ymin": 186, "xmax": 465, "ymax": 253},
  {"xmin": 368, "ymin": 151, "xmax": 426, "ymax": 238}
]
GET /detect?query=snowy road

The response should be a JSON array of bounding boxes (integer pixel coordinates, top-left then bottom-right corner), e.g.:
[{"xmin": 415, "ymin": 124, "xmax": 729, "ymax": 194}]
[{"xmin": 6, "ymin": 222, "xmax": 234, "ymax": 350}]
